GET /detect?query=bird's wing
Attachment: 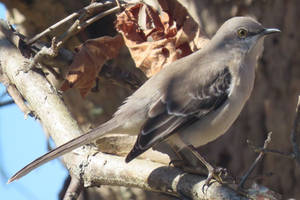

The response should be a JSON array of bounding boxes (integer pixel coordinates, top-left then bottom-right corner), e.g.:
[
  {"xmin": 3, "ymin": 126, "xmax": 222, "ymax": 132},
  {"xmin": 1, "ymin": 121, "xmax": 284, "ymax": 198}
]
[{"xmin": 125, "ymin": 67, "xmax": 232, "ymax": 162}]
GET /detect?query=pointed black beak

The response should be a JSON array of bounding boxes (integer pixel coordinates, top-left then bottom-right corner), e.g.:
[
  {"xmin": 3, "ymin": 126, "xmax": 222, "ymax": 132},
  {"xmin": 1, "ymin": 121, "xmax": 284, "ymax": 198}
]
[{"xmin": 262, "ymin": 28, "xmax": 281, "ymax": 35}]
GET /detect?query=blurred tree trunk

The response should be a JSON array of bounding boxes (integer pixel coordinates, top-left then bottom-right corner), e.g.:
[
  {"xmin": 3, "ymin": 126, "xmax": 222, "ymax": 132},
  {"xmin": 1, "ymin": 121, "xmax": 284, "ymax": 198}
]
[{"xmin": 1, "ymin": 0, "xmax": 300, "ymax": 199}]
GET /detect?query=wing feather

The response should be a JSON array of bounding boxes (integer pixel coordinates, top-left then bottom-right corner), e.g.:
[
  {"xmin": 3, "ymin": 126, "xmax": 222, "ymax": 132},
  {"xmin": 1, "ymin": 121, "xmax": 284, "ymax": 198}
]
[{"xmin": 125, "ymin": 67, "xmax": 232, "ymax": 162}]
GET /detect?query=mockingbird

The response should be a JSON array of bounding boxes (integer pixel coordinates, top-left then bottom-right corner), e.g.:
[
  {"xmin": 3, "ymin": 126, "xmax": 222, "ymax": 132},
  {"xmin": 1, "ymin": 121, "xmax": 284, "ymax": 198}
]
[{"xmin": 8, "ymin": 16, "xmax": 280, "ymax": 184}]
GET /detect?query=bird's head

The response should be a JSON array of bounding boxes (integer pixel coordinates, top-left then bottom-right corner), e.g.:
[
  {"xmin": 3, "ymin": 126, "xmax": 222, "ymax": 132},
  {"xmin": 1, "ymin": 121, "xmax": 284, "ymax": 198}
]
[{"xmin": 211, "ymin": 16, "xmax": 280, "ymax": 53}]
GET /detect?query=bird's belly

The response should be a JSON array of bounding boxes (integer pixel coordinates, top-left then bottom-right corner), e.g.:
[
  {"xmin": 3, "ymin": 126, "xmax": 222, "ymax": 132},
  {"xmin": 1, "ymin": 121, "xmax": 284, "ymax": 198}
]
[{"xmin": 175, "ymin": 86, "xmax": 251, "ymax": 148}]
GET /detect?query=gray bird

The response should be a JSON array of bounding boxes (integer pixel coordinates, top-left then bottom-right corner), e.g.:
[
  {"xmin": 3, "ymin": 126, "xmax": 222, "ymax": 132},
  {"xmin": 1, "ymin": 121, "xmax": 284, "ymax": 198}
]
[{"xmin": 8, "ymin": 16, "xmax": 280, "ymax": 184}]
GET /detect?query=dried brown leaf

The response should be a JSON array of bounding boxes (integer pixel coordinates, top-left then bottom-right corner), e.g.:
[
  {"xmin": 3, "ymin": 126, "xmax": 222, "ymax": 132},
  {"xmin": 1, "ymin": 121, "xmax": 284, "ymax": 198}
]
[
  {"xmin": 61, "ymin": 35, "xmax": 124, "ymax": 97},
  {"xmin": 115, "ymin": 1, "xmax": 208, "ymax": 77},
  {"xmin": 115, "ymin": 4, "xmax": 146, "ymax": 43}
]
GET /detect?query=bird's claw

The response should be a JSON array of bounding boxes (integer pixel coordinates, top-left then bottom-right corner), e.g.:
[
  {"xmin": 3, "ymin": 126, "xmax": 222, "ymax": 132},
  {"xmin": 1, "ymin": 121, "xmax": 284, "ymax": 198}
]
[
  {"xmin": 212, "ymin": 167, "xmax": 228, "ymax": 183},
  {"xmin": 202, "ymin": 167, "xmax": 228, "ymax": 193}
]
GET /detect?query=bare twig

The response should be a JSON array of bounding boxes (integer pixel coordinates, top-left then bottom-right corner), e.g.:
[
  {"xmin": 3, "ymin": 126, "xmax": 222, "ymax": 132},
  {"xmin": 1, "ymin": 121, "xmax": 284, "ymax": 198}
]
[
  {"xmin": 0, "ymin": 21, "xmax": 20, "ymax": 48},
  {"xmin": 291, "ymin": 96, "xmax": 300, "ymax": 165},
  {"xmin": 0, "ymin": 74, "xmax": 32, "ymax": 117},
  {"xmin": 245, "ymin": 96, "xmax": 300, "ymax": 165},
  {"xmin": 247, "ymin": 140, "xmax": 295, "ymax": 160},
  {"xmin": 63, "ymin": 176, "xmax": 84, "ymax": 200},
  {"xmin": 27, "ymin": 5, "xmax": 121, "ymax": 71},
  {"xmin": 82, "ymin": 6, "xmax": 121, "ymax": 29},
  {"xmin": 22, "ymin": 2, "xmax": 122, "ymax": 76},
  {"xmin": 25, "ymin": 13, "xmax": 76, "ymax": 45},
  {"xmin": 0, "ymin": 99, "xmax": 14, "ymax": 107},
  {"xmin": 238, "ymin": 132, "xmax": 273, "ymax": 189},
  {"xmin": 26, "ymin": 37, "xmax": 62, "ymax": 74},
  {"xmin": 26, "ymin": 1, "xmax": 115, "ymax": 45},
  {"xmin": 115, "ymin": 0, "xmax": 122, "ymax": 9},
  {"xmin": 59, "ymin": 19, "xmax": 82, "ymax": 46},
  {"xmin": 58, "ymin": 5, "xmax": 121, "ymax": 47}
]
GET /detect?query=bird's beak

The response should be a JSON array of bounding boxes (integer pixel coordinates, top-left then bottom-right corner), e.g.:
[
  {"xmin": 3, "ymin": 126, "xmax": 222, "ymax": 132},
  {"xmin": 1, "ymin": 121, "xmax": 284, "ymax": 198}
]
[{"xmin": 262, "ymin": 28, "xmax": 281, "ymax": 35}]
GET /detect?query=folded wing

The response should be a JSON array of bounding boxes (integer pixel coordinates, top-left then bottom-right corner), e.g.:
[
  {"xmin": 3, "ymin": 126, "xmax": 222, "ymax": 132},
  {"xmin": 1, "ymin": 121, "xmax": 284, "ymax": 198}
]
[{"xmin": 125, "ymin": 67, "xmax": 232, "ymax": 162}]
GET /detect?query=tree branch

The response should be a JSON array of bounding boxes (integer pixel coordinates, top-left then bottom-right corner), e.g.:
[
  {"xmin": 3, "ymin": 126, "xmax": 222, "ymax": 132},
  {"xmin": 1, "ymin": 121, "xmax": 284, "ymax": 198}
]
[
  {"xmin": 238, "ymin": 132, "xmax": 272, "ymax": 189},
  {"xmin": 0, "ymin": 73, "xmax": 32, "ymax": 116},
  {"xmin": 0, "ymin": 19, "xmax": 82, "ymax": 144},
  {"xmin": 0, "ymin": 99, "xmax": 14, "ymax": 107},
  {"xmin": 62, "ymin": 175, "xmax": 84, "ymax": 200}
]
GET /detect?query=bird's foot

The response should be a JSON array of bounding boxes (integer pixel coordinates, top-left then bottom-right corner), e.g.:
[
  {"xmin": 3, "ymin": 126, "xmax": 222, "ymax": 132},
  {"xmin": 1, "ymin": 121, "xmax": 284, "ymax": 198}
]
[
  {"xmin": 206, "ymin": 166, "xmax": 227, "ymax": 184},
  {"xmin": 169, "ymin": 158, "xmax": 230, "ymax": 193},
  {"xmin": 202, "ymin": 166, "xmax": 228, "ymax": 193}
]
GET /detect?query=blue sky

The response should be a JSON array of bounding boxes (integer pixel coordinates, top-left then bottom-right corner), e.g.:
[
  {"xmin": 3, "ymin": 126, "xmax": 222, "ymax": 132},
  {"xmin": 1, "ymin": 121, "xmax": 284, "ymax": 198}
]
[{"xmin": 0, "ymin": 3, "xmax": 68, "ymax": 200}]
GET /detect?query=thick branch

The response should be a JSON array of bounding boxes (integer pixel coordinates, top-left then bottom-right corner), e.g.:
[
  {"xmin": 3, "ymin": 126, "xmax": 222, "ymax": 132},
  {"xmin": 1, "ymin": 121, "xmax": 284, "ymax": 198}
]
[
  {"xmin": 0, "ymin": 20, "xmax": 82, "ymax": 144},
  {"xmin": 64, "ymin": 146, "xmax": 248, "ymax": 200}
]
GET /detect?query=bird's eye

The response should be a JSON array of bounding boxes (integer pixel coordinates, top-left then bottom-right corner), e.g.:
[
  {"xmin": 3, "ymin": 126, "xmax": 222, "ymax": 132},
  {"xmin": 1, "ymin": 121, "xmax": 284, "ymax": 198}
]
[{"xmin": 237, "ymin": 28, "xmax": 248, "ymax": 38}]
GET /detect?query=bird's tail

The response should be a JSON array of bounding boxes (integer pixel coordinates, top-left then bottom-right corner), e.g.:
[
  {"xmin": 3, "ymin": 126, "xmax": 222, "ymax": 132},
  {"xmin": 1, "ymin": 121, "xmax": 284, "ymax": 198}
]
[{"xmin": 8, "ymin": 120, "xmax": 118, "ymax": 183}]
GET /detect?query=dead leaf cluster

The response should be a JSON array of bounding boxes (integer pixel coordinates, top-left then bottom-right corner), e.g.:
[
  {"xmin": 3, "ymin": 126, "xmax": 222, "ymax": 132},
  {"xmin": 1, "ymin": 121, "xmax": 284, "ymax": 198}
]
[
  {"xmin": 116, "ymin": 1, "xmax": 208, "ymax": 77},
  {"xmin": 61, "ymin": 35, "xmax": 123, "ymax": 97},
  {"xmin": 62, "ymin": 0, "xmax": 209, "ymax": 96}
]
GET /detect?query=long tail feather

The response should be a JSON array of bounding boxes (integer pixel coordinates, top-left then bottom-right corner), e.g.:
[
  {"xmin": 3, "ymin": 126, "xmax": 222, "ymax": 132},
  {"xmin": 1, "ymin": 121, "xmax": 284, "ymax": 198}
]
[{"xmin": 8, "ymin": 121, "xmax": 117, "ymax": 183}]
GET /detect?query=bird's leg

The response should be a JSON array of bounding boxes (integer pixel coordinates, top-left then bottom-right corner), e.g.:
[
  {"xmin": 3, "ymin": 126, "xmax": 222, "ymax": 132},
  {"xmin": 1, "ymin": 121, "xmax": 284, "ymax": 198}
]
[
  {"xmin": 152, "ymin": 141, "xmax": 188, "ymax": 167},
  {"xmin": 182, "ymin": 145, "xmax": 228, "ymax": 186},
  {"xmin": 156, "ymin": 141, "xmax": 227, "ymax": 182},
  {"xmin": 166, "ymin": 142, "xmax": 208, "ymax": 175},
  {"xmin": 170, "ymin": 151, "xmax": 207, "ymax": 175}
]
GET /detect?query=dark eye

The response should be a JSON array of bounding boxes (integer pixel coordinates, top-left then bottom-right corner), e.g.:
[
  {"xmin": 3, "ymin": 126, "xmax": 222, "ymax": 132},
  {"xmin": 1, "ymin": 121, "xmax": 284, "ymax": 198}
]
[{"xmin": 237, "ymin": 28, "xmax": 248, "ymax": 38}]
